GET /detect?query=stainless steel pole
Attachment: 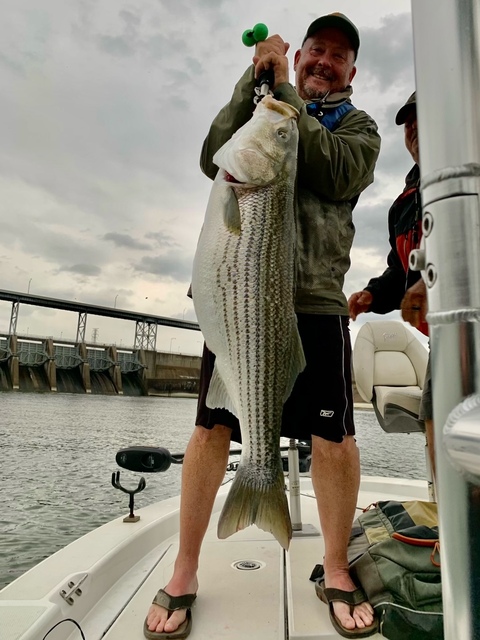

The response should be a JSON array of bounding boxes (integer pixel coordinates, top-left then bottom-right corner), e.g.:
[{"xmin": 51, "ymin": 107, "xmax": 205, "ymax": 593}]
[
  {"xmin": 288, "ymin": 439, "xmax": 302, "ymax": 530},
  {"xmin": 411, "ymin": 1, "xmax": 480, "ymax": 638}
]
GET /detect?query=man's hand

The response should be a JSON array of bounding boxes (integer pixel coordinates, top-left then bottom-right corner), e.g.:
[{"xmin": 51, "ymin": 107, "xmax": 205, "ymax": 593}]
[
  {"xmin": 252, "ymin": 35, "xmax": 290, "ymax": 88},
  {"xmin": 348, "ymin": 290, "xmax": 373, "ymax": 320},
  {"xmin": 401, "ymin": 278, "xmax": 427, "ymax": 328}
]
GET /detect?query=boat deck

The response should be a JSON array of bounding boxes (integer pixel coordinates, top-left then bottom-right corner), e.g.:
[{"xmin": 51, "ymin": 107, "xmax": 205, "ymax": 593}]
[{"xmin": 1, "ymin": 476, "xmax": 428, "ymax": 640}]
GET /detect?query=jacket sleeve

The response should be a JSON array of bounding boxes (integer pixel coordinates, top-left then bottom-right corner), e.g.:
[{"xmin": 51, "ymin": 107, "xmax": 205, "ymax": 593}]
[
  {"xmin": 363, "ymin": 201, "xmax": 406, "ymax": 313},
  {"xmin": 200, "ymin": 66, "xmax": 256, "ymax": 181},
  {"xmin": 364, "ymin": 251, "xmax": 407, "ymax": 314},
  {"xmin": 273, "ymin": 82, "xmax": 381, "ymax": 201}
]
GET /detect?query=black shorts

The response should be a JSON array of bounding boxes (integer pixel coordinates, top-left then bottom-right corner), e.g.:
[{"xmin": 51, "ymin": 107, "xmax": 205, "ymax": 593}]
[{"xmin": 195, "ymin": 314, "xmax": 355, "ymax": 443}]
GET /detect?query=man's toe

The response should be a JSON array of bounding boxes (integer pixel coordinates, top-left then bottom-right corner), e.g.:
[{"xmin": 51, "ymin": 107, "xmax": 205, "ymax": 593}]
[{"xmin": 164, "ymin": 609, "xmax": 187, "ymax": 632}]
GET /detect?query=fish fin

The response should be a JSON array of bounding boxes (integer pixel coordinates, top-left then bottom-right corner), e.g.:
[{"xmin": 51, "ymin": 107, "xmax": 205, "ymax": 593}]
[
  {"xmin": 217, "ymin": 463, "xmax": 292, "ymax": 549},
  {"xmin": 206, "ymin": 363, "xmax": 238, "ymax": 417},
  {"xmin": 223, "ymin": 188, "xmax": 241, "ymax": 235},
  {"xmin": 283, "ymin": 326, "xmax": 307, "ymax": 402}
]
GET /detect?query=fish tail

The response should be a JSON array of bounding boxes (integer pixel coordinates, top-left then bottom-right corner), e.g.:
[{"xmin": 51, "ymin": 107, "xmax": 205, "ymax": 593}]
[{"xmin": 217, "ymin": 464, "xmax": 292, "ymax": 549}]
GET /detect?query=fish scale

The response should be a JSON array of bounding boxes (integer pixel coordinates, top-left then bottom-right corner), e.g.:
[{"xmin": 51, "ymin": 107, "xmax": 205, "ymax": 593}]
[{"xmin": 192, "ymin": 96, "xmax": 305, "ymax": 548}]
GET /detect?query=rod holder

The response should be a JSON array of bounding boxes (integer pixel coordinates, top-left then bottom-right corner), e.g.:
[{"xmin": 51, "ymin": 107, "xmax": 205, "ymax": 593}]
[{"xmin": 111, "ymin": 471, "xmax": 146, "ymax": 522}]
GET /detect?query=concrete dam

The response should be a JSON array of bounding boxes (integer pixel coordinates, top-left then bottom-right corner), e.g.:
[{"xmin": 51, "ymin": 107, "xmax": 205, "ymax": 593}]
[{"xmin": 0, "ymin": 335, "xmax": 201, "ymax": 396}]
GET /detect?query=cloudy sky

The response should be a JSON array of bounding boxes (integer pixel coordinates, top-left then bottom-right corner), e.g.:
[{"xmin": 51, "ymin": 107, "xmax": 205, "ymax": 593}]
[{"xmin": 0, "ymin": 0, "xmax": 423, "ymax": 354}]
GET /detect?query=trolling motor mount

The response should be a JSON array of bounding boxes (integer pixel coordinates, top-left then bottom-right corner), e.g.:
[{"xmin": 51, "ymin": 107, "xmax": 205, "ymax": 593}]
[{"xmin": 112, "ymin": 447, "xmax": 183, "ymax": 522}]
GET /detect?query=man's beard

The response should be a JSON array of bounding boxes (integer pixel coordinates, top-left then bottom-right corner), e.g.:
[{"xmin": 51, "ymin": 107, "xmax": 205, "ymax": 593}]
[
  {"xmin": 299, "ymin": 71, "xmax": 335, "ymax": 100},
  {"xmin": 301, "ymin": 85, "xmax": 330, "ymax": 100}
]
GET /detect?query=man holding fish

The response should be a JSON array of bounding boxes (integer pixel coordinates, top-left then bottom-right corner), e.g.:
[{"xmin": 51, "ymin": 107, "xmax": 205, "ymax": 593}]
[{"xmin": 144, "ymin": 13, "xmax": 380, "ymax": 640}]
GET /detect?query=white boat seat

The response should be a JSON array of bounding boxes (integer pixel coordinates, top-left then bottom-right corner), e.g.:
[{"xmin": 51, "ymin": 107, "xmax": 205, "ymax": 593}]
[
  {"xmin": 353, "ymin": 320, "xmax": 428, "ymax": 433},
  {"xmin": 374, "ymin": 386, "xmax": 423, "ymax": 418}
]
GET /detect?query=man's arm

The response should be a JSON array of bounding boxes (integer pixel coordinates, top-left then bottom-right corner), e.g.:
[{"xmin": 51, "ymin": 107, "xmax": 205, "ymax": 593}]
[
  {"xmin": 401, "ymin": 278, "xmax": 428, "ymax": 328},
  {"xmin": 363, "ymin": 249, "xmax": 408, "ymax": 313},
  {"xmin": 348, "ymin": 251, "xmax": 406, "ymax": 320}
]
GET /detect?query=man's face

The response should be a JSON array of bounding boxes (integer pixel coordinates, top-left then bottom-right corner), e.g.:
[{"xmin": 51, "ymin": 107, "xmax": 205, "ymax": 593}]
[
  {"xmin": 404, "ymin": 109, "xmax": 419, "ymax": 164},
  {"xmin": 294, "ymin": 27, "xmax": 356, "ymax": 100}
]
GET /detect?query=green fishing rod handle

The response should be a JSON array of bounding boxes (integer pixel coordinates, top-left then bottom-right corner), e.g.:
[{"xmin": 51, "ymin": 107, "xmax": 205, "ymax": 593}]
[{"xmin": 242, "ymin": 23, "xmax": 268, "ymax": 47}]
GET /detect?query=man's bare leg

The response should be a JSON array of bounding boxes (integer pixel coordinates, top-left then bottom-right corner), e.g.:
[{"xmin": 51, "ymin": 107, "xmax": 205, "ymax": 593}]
[
  {"xmin": 146, "ymin": 424, "xmax": 231, "ymax": 634},
  {"xmin": 311, "ymin": 435, "xmax": 374, "ymax": 632}
]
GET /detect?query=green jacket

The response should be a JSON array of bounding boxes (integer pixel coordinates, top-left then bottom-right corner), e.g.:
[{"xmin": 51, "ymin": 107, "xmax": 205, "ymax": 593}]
[{"xmin": 200, "ymin": 66, "xmax": 381, "ymax": 314}]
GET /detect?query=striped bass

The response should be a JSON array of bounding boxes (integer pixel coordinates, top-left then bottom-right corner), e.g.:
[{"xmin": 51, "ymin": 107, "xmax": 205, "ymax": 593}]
[{"xmin": 191, "ymin": 95, "xmax": 305, "ymax": 549}]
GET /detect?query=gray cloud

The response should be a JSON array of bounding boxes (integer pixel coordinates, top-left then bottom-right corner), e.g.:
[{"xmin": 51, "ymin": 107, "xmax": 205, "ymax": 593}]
[
  {"xmin": 0, "ymin": 217, "xmax": 104, "ymax": 268},
  {"xmin": 103, "ymin": 232, "xmax": 150, "ymax": 250},
  {"xmin": 62, "ymin": 263, "xmax": 102, "ymax": 276},
  {"xmin": 353, "ymin": 200, "xmax": 393, "ymax": 253},
  {"xmin": 360, "ymin": 13, "xmax": 414, "ymax": 92},
  {"xmin": 133, "ymin": 254, "xmax": 192, "ymax": 281},
  {"xmin": 145, "ymin": 231, "xmax": 179, "ymax": 248},
  {"xmin": 97, "ymin": 9, "xmax": 140, "ymax": 57}
]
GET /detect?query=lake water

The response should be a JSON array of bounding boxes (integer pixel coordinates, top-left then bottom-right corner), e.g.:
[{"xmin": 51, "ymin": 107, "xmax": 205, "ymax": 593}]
[{"xmin": 0, "ymin": 393, "xmax": 426, "ymax": 590}]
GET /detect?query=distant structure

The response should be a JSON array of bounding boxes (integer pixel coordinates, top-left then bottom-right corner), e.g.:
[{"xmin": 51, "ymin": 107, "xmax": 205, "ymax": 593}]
[{"xmin": 0, "ymin": 289, "xmax": 202, "ymax": 396}]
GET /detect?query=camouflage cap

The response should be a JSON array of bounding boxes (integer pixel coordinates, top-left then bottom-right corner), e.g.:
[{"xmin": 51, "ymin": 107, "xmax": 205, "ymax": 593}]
[
  {"xmin": 395, "ymin": 92, "xmax": 416, "ymax": 125},
  {"xmin": 302, "ymin": 13, "xmax": 360, "ymax": 59}
]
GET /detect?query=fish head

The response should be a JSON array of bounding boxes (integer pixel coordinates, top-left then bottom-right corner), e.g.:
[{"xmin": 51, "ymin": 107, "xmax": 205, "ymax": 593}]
[{"xmin": 213, "ymin": 96, "xmax": 299, "ymax": 187}]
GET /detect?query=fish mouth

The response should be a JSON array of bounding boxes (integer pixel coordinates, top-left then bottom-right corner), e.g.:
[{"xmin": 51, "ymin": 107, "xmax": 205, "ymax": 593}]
[
  {"xmin": 222, "ymin": 168, "xmax": 275, "ymax": 188},
  {"xmin": 225, "ymin": 171, "xmax": 242, "ymax": 184},
  {"xmin": 222, "ymin": 169, "xmax": 258, "ymax": 186}
]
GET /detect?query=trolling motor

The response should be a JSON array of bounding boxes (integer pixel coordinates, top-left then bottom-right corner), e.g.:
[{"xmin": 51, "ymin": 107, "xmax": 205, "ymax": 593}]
[
  {"xmin": 116, "ymin": 445, "xmax": 184, "ymax": 472},
  {"xmin": 242, "ymin": 23, "xmax": 274, "ymax": 103}
]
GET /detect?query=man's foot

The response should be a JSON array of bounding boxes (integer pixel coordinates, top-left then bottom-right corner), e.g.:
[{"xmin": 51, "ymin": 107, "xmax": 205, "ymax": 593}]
[
  {"xmin": 323, "ymin": 568, "xmax": 374, "ymax": 633},
  {"xmin": 145, "ymin": 574, "xmax": 199, "ymax": 635}
]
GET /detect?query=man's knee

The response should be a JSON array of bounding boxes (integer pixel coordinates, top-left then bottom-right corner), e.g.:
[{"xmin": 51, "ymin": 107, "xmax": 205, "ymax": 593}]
[
  {"xmin": 193, "ymin": 423, "xmax": 232, "ymax": 446},
  {"xmin": 311, "ymin": 434, "xmax": 358, "ymax": 462}
]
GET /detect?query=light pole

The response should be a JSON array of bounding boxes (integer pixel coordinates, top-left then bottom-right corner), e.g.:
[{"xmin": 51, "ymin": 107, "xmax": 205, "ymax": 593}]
[
  {"xmin": 27, "ymin": 278, "xmax": 32, "ymax": 294},
  {"xmin": 114, "ymin": 294, "xmax": 118, "ymax": 308},
  {"xmin": 170, "ymin": 337, "xmax": 176, "ymax": 352}
]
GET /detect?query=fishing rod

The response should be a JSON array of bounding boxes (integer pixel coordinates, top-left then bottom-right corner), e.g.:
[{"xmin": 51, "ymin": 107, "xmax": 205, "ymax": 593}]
[{"xmin": 242, "ymin": 22, "xmax": 274, "ymax": 103}]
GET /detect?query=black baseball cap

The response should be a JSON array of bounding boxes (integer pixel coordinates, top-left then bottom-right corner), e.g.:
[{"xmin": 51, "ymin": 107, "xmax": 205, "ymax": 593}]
[
  {"xmin": 302, "ymin": 13, "xmax": 360, "ymax": 58},
  {"xmin": 395, "ymin": 92, "xmax": 416, "ymax": 125}
]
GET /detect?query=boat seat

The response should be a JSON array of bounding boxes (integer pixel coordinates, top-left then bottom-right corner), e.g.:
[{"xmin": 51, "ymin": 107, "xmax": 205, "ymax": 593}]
[{"xmin": 353, "ymin": 320, "xmax": 428, "ymax": 433}]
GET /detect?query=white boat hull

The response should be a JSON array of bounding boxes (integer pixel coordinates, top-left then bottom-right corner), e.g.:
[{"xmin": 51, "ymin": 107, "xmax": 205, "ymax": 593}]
[{"xmin": 1, "ymin": 476, "xmax": 428, "ymax": 640}]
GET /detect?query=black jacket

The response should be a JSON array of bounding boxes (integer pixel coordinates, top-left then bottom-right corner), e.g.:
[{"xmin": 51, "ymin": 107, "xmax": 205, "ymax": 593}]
[{"xmin": 365, "ymin": 164, "xmax": 422, "ymax": 314}]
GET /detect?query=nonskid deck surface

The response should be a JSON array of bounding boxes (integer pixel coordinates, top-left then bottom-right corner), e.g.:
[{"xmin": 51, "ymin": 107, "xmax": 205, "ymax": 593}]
[{"xmin": 1, "ymin": 477, "xmax": 428, "ymax": 640}]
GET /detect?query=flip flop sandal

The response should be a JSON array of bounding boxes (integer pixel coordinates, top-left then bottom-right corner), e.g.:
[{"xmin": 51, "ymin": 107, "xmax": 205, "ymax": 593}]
[
  {"xmin": 143, "ymin": 589, "xmax": 197, "ymax": 639},
  {"xmin": 315, "ymin": 580, "xmax": 379, "ymax": 638}
]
